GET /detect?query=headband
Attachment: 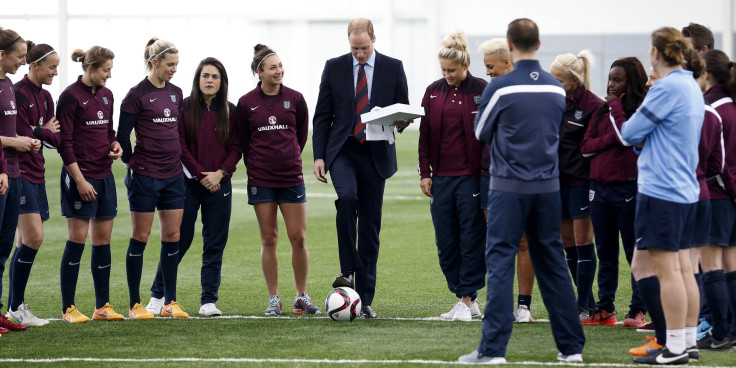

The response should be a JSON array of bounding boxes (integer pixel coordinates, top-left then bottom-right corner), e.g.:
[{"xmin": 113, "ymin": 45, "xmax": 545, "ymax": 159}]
[
  {"xmin": 148, "ymin": 47, "xmax": 173, "ymax": 62},
  {"xmin": 256, "ymin": 52, "xmax": 277, "ymax": 71},
  {"xmin": 32, "ymin": 50, "xmax": 56, "ymax": 64},
  {"xmin": 0, "ymin": 36, "xmax": 21, "ymax": 50}
]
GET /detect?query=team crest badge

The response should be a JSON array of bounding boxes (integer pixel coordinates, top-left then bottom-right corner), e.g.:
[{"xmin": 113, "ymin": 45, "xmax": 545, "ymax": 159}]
[
  {"xmin": 170, "ymin": 94, "xmax": 177, "ymax": 103},
  {"xmin": 574, "ymin": 110, "xmax": 583, "ymax": 120},
  {"xmin": 102, "ymin": 96, "xmax": 109, "ymax": 105},
  {"xmin": 97, "ymin": 111, "xmax": 104, "ymax": 119},
  {"xmin": 10, "ymin": 101, "xmax": 15, "ymax": 110},
  {"xmin": 164, "ymin": 108, "xmax": 171, "ymax": 117},
  {"xmin": 530, "ymin": 72, "xmax": 539, "ymax": 81},
  {"xmin": 74, "ymin": 201, "xmax": 82, "ymax": 210},
  {"xmin": 20, "ymin": 196, "xmax": 26, "ymax": 206},
  {"xmin": 268, "ymin": 116, "xmax": 277, "ymax": 125},
  {"xmin": 251, "ymin": 186, "xmax": 257, "ymax": 195},
  {"xmin": 589, "ymin": 190, "xmax": 595, "ymax": 202},
  {"xmin": 283, "ymin": 100, "xmax": 291, "ymax": 109},
  {"xmin": 473, "ymin": 95, "xmax": 481, "ymax": 104}
]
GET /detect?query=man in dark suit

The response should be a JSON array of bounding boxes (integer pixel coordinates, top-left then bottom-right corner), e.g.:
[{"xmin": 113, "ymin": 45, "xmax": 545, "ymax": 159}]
[{"xmin": 312, "ymin": 17, "xmax": 410, "ymax": 318}]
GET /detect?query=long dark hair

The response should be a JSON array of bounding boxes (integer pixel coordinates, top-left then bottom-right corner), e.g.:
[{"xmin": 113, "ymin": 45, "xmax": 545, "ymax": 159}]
[
  {"xmin": 590, "ymin": 57, "xmax": 648, "ymax": 132},
  {"xmin": 700, "ymin": 49, "xmax": 736, "ymax": 102},
  {"xmin": 187, "ymin": 57, "xmax": 230, "ymax": 147}
]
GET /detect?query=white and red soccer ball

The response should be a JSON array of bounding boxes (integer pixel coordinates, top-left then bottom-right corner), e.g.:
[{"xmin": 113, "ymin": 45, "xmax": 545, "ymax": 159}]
[{"xmin": 325, "ymin": 287, "xmax": 361, "ymax": 322}]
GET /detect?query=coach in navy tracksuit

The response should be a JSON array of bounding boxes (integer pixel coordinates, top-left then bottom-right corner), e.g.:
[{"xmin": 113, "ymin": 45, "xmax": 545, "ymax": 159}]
[
  {"xmin": 459, "ymin": 18, "xmax": 585, "ymax": 364},
  {"xmin": 419, "ymin": 30, "xmax": 486, "ymax": 321},
  {"xmin": 312, "ymin": 18, "xmax": 410, "ymax": 318}
]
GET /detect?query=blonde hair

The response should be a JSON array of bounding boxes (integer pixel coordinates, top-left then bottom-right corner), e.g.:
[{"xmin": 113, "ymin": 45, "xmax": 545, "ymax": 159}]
[
  {"xmin": 438, "ymin": 29, "xmax": 469, "ymax": 66},
  {"xmin": 477, "ymin": 38, "xmax": 510, "ymax": 61},
  {"xmin": 551, "ymin": 49, "xmax": 594, "ymax": 90},
  {"xmin": 144, "ymin": 37, "xmax": 178, "ymax": 72}
]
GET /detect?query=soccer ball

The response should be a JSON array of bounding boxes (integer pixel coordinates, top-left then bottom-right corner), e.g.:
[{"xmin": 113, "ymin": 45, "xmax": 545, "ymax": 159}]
[{"xmin": 325, "ymin": 287, "xmax": 362, "ymax": 322}]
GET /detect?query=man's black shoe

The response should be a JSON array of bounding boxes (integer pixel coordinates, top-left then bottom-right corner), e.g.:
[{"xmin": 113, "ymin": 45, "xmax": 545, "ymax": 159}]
[
  {"xmin": 332, "ymin": 272, "xmax": 353, "ymax": 288},
  {"xmin": 361, "ymin": 305, "xmax": 377, "ymax": 319}
]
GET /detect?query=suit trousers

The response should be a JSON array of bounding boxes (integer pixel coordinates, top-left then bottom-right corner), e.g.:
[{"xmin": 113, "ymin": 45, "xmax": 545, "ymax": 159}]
[
  {"xmin": 479, "ymin": 189, "xmax": 585, "ymax": 358},
  {"xmin": 151, "ymin": 180, "xmax": 231, "ymax": 304},
  {"xmin": 331, "ymin": 137, "xmax": 385, "ymax": 306}
]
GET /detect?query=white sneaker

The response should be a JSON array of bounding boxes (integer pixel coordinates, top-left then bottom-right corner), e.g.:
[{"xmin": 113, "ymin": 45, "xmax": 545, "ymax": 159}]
[
  {"xmin": 199, "ymin": 303, "xmax": 222, "ymax": 316},
  {"xmin": 458, "ymin": 350, "xmax": 506, "ymax": 364},
  {"xmin": 6, "ymin": 303, "xmax": 49, "ymax": 326},
  {"xmin": 145, "ymin": 296, "xmax": 164, "ymax": 315},
  {"xmin": 440, "ymin": 301, "xmax": 462, "ymax": 320},
  {"xmin": 452, "ymin": 302, "xmax": 472, "ymax": 322},
  {"xmin": 557, "ymin": 352, "xmax": 583, "ymax": 363},
  {"xmin": 469, "ymin": 301, "xmax": 482, "ymax": 318},
  {"xmin": 516, "ymin": 304, "xmax": 533, "ymax": 323}
]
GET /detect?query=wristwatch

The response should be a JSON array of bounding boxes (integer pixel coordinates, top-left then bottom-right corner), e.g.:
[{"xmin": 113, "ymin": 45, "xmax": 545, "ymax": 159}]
[{"xmin": 219, "ymin": 167, "xmax": 231, "ymax": 176}]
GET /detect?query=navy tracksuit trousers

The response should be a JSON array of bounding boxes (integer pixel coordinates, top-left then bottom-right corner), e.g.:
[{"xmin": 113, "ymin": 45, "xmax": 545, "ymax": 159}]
[
  {"xmin": 479, "ymin": 190, "xmax": 584, "ymax": 357},
  {"xmin": 589, "ymin": 181, "xmax": 645, "ymax": 314},
  {"xmin": 151, "ymin": 180, "xmax": 231, "ymax": 304},
  {"xmin": 430, "ymin": 176, "xmax": 486, "ymax": 299}
]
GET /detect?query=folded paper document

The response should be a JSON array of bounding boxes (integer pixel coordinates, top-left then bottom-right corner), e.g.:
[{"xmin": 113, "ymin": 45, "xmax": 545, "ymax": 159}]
[{"xmin": 361, "ymin": 104, "xmax": 425, "ymax": 126}]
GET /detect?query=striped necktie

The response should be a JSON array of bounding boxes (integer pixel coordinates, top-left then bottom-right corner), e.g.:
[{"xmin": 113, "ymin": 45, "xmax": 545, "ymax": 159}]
[{"xmin": 354, "ymin": 63, "xmax": 369, "ymax": 143}]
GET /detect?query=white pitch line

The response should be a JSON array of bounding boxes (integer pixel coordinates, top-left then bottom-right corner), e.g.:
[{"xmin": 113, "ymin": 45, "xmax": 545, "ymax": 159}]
[
  {"xmin": 231, "ymin": 188, "xmax": 426, "ymax": 201},
  {"xmin": 43, "ymin": 315, "xmax": 550, "ymax": 322},
  {"xmin": 1, "ymin": 358, "xmax": 733, "ymax": 368}
]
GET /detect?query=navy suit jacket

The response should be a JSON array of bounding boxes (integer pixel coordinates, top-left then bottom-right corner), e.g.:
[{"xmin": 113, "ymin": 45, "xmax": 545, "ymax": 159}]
[{"xmin": 312, "ymin": 51, "xmax": 409, "ymax": 180}]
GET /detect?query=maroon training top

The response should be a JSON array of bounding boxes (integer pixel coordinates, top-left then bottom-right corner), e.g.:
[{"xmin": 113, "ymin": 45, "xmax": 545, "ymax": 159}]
[
  {"xmin": 0, "ymin": 76, "xmax": 19, "ymax": 178},
  {"xmin": 236, "ymin": 83, "xmax": 308, "ymax": 188},
  {"xmin": 559, "ymin": 85, "xmax": 604, "ymax": 187},
  {"xmin": 15, "ymin": 75, "xmax": 62, "ymax": 184},
  {"xmin": 580, "ymin": 98, "xmax": 638, "ymax": 184},
  {"xmin": 56, "ymin": 76, "xmax": 116, "ymax": 179},
  {"xmin": 179, "ymin": 97, "xmax": 242, "ymax": 182},
  {"xmin": 705, "ymin": 86, "xmax": 736, "ymax": 200},
  {"xmin": 120, "ymin": 78, "xmax": 183, "ymax": 179}
]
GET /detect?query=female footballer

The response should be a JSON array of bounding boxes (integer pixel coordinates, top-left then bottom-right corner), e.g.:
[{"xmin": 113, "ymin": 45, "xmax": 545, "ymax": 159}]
[
  {"xmin": 549, "ymin": 50, "xmax": 604, "ymax": 321},
  {"xmin": 5, "ymin": 41, "xmax": 61, "ymax": 327},
  {"xmin": 0, "ymin": 27, "xmax": 33, "ymax": 333},
  {"xmin": 237, "ymin": 44, "xmax": 319, "ymax": 315},
  {"xmin": 419, "ymin": 30, "xmax": 486, "ymax": 322},
  {"xmin": 118, "ymin": 38, "xmax": 188, "ymax": 319},
  {"xmin": 57, "ymin": 46, "xmax": 124, "ymax": 323},
  {"xmin": 621, "ymin": 27, "xmax": 703, "ymax": 365},
  {"xmin": 147, "ymin": 57, "xmax": 241, "ymax": 317}
]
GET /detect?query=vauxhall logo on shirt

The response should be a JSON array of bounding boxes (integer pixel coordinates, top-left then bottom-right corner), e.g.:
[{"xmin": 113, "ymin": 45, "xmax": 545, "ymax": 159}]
[
  {"xmin": 4, "ymin": 99, "xmax": 17, "ymax": 116},
  {"xmin": 153, "ymin": 108, "xmax": 177, "ymax": 124},
  {"xmin": 85, "ymin": 111, "xmax": 109, "ymax": 126},
  {"xmin": 257, "ymin": 115, "xmax": 288, "ymax": 132}
]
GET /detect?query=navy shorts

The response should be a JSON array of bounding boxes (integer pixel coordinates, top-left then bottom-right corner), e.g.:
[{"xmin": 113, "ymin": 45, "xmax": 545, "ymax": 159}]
[
  {"xmin": 60, "ymin": 167, "xmax": 117, "ymax": 220},
  {"xmin": 690, "ymin": 200, "xmax": 711, "ymax": 247},
  {"xmin": 125, "ymin": 170, "xmax": 185, "ymax": 212},
  {"xmin": 635, "ymin": 193, "xmax": 696, "ymax": 251},
  {"xmin": 247, "ymin": 183, "xmax": 306, "ymax": 204},
  {"xmin": 480, "ymin": 175, "xmax": 490, "ymax": 211},
  {"xmin": 561, "ymin": 184, "xmax": 590, "ymax": 219},
  {"xmin": 19, "ymin": 178, "xmax": 50, "ymax": 221},
  {"xmin": 709, "ymin": 199, "xmax": 736, "ymax": 247}
]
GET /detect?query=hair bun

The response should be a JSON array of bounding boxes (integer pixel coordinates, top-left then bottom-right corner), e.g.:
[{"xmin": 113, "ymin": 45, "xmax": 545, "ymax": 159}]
[
  {"xmin": 253, "ymin": 44, "xmax": 269, "ymax": 54},
  {"xmin": 146, "ymin": 37, "xmax": 159, "ymax": 48},
  {"xmin": 443, "ymin": 30, "xmax": 468, "ymax": 52}
]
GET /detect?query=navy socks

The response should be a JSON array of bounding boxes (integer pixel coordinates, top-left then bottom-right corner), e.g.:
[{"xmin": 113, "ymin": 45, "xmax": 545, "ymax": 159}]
[
  {"xmin": 126, "ymin": 238, "xmax": 147, "ymax": 309},
  {"xmin": 10, "ymin": 244, "xmax": 38, "ymax": 311},
  {"xmin": 576, "ymin": 243, "xmax": 597, "ymax": 311},
  {"xmin": 60, "ymin": 240, "xmax": 85, "ymax": 313},
  {"xmin": 518, "ymin": 294, "xmax": 531, "ymax": 308},
  {"xmin": 638, "ymin": 275, "xmax": 667, "ymax": 345},
  {"xmin": 161, "ymin": 241, "xmax": 179, "ymax": 304},
  {"xmin": 565, "ymin": 246, "xmax": 578, "ymax": 285},
  {"xmin": 91, "ymin": 244, "xmax": 111, "ymax": 309},
  {"xmin": 726, "ymin": 271, "xmax": 736, "ymax": 336}
]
